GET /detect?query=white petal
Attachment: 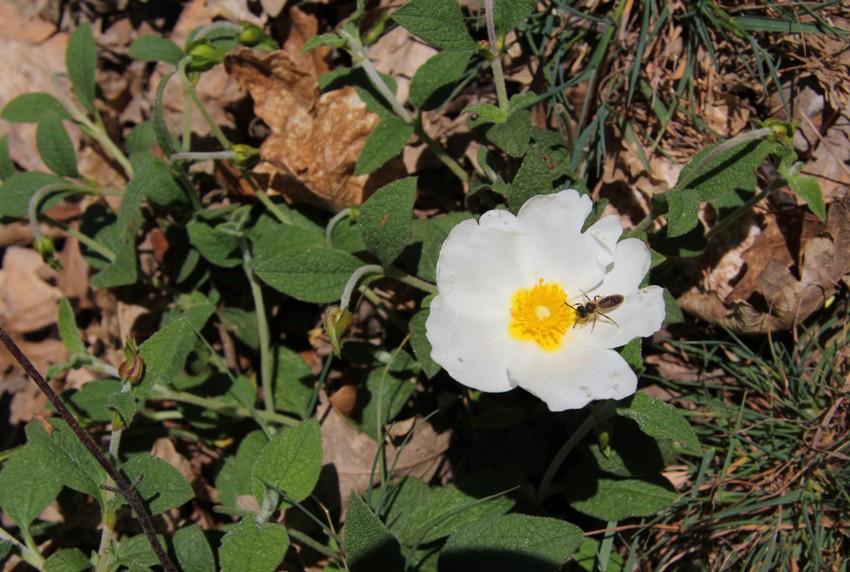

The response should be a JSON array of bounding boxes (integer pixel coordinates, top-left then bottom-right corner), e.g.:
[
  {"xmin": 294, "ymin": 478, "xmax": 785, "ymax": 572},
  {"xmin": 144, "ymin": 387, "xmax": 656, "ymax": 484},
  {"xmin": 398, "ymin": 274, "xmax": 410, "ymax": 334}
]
[
  {"xmin": 425, "ymin": 295, "xmax": 516, "ymax": 392},
  {"xmin": 570, "ymin": 286, "xmax": 666, "ymax": 349},
  {"xmin": 586, "ymin": 215, "xmax": 623, "ymax": 266},
  {"xmin": 507, "ymin": 343, "xmax": 637, "ymax": 411},
  {"xmin": 517, "ymin": 190, "xmax": 608, "ymax": 292},
  {"xmin": 435, "ymin": 212, "xmax": 535, "ymax": 312}
]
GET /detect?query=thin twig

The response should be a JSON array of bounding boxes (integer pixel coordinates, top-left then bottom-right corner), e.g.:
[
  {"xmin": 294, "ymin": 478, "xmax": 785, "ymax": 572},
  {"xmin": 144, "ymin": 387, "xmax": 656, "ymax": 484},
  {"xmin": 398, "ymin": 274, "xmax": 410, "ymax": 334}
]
[{"xmin": 0, "ymin": 326, "xmax": 178, "ymax": 572}]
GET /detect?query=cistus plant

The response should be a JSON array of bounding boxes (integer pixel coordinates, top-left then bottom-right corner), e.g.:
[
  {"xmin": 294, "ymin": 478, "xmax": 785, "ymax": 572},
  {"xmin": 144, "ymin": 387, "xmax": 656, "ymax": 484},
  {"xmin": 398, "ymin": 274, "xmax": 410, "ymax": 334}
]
[{"xmin": 0, "ymin": 1, "xmax": 837, "ymax": 571}]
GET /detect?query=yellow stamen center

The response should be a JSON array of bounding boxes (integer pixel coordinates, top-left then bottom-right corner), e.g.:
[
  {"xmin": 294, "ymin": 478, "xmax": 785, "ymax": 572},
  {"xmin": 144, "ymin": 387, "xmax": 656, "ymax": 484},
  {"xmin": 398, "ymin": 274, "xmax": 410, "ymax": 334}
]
[{"xmin": 509, "ymin": 279, "xmax": 576, "ymax": 351}]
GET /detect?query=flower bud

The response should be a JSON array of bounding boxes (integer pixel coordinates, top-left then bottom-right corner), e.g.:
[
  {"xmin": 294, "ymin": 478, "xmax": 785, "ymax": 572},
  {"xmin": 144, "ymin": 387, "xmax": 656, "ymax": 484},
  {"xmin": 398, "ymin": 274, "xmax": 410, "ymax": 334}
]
[
  {"xmin": 238, "ymin": 23, "xmax": 265, "ymax": 47},
  {"xmin": 118, "ymin": 338, "xmax": 145, "ymax": 384},
  {"xmin": 187, "ymin": 42, "xmax": 225, "ymax": 72},
  {"xmin": 324, "ymin": 306, "xmax": 353, "ymax": 357}
]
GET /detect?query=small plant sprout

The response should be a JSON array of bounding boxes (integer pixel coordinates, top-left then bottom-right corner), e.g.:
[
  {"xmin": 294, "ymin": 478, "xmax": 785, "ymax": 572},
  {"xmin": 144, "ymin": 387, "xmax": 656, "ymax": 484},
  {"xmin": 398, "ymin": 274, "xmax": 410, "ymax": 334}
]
[{"xmin": 425, "ymin": 190, "xmax": 665, "ymax": 411}]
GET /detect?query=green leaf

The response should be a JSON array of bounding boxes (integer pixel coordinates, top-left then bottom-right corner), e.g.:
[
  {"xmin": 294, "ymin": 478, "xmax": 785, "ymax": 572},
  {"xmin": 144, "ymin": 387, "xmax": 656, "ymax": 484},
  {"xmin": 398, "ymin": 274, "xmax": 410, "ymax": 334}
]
[
  {"xmin": 409, "ymin": 51, "xmax": 472, "ymax": 110},
  {"xmin": 248, "ymin": 213, "xmax": 324, "ymax": 264},
  {"xmin": 494, "ymin": 0, "xmax": 536, "ymax": 40},
  {"xmin": 215, "ymin": 430, "xmax": 268, "ymax": 508},
  {"xmin": 137, "ymin": 318, "xmax": 197, "ymax": 399},
  {"xmin": 663, "ymin": 138, "xmax": 778, "ymax": 237},
  {"xmin": 152, "ymin": 73, "xmax": 177, "ymax": 157},
  {"xmin": 218, "ymin": 307, "xmax": 259, "ymax": 349},
  {"xmin": 0, "ymin": 443, "xmax": 63, "ymax": 532},
  {"xmin": 663, "ymin": 287, "xmax": 684, "ymax": 324},
  {"xmin": 358, "ymin": 177, "xmax": 417, "ymax": 265},
  {"xmin": 487, "ymin": 110, "xmax": 532, "ymax": 158},
  {"xmin": 115, "ymin": 533, "xmax": 163, "ymax": 569},
  {"xmin": 126, "ymin": 121, "xmax": 155, "ymax": 155},
  {"xmin": 359, "ymin": 350, "xmax": 418, "ymax": 440},
  {"xmin": 789, "ymin": 175, "xmax": 825, "ymax": 220},
  {"xmin": 508, "ymin": 146, "xmax": 552, "ymax": 211},
  {"xmin": 1, "ymin": 93, "xmax": 70, "ymax": 123},
  {"xmin": 66, "ymin": 23, "xmax": 97, "ymax": 114},
  {"xmin": 392, "ymin": 0, "xmax": 477, "ymax": 51},
  {"xmin": 36, "ymin": 116, "xmax": 79, "ymax": 178},
  {"xmin": 619, "ymin": 338, "xmax": 643, "ymax": 374},
  {"xmin": 573, "ymin": 537, "xmax": 626, "ymax": 572},
  {"xmin": 401, "ymin": 212, "xmax": 471, "ymax": 283},
  {"xmin": 64, "ymin": 379, "xmax": 122, "ymax": 422},
  {"xmin": 25, "ymin": 418, "xmax": 107, "ymax": 502},
  {"xmin": 58, "ymin": 297, "xmax": 86, "ymax": 354},
  {"xmin": 344, "ymin": 492, "xmax": 405, "ymax": 572},
  {"xmin": 564, "ymin": 471, "xmax": 679, "ymax": 520},
  {"xmin": 174, "ymin": 524, "xmax": 215, "ymax": 572},
  {"xmin": 187, "ymin": 218, "xmax": 242, "ymax": 268},
  {"xmin": 439, "ymin": 514, "xmax": 582, "ymax": 572},
  {"xmin": 121, "ymin": 456, "xmax": 193, "ymax": 515},
  {"xmin": 254, "ymin": 247, "xmax": 363, "ymax": 303},
  {"xmin": 0, "ymin": 133, "xmax": 15, "ymax": 180},
  {"xmin": 355, "ymin": 116, "xmax": 413, "ymax": 176},
  {"xmin": 133, "ymin": 153, "xmax": 186, "ymax": 207},
  {"xmin": 106, "ymin": 390, "xmax": 137, "ymax": 428},
  {"xmin": 129, "ymin": 35, "xmax": 186, "ymax": 65},
  {"xmin": 383, "ymin": 477, "xmax": 514, "ymax": 546},
  {"xmin": 274, "ymin": 345, "xmax": 315, "ymax": 418},
  {"xmin": 616, "ymin": 392, "xmax": 700, "ymax": 451},
  {"xmin": 464, "ymin": 103, "xmax": 507, "ymax": 125},
  {"xmin": 302, "ymin": 33, "xmax": 346, "ymax": 53},
  {"xmin": 409, "ymin": 309, "xmax": 440, "ymax": 378},
  {"xmin": 219, "ymin": 517, "xmax": 289, "ymax": 572},
  {"xmin": 44, "ymin": 548, "xmax": 92, "ymax": 572},
  {"xmin": 0, "ymin": 172, "xmax": 71, "ymax": 219},
  {"xmin": 252, "ymin": 420, "xmax": 322, "ymax": 507}
]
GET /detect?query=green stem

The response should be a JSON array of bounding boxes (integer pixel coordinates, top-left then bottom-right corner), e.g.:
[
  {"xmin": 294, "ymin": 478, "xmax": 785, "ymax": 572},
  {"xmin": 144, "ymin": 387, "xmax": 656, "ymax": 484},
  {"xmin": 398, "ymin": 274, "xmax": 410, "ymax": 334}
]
[
  {"xmin": 325, "ymin": 208, "xmax": 353, "ymax": 247},
  {"xmin": 52, "ymin": 75, "xmax": 134, "ymax": 179},
  {"xmin": 306, "ymin": 352, "xmax": 333, "ymax": 419},
  {"xmin": 241, "ymin": 243, "xmax": 275, "ymax": 414},
  {"xmin": 535, "ymin": 400, "xmax": 617, "ymax": 504},
  {"xmin": 95, "ymin": 420, "xmax": 124, "ymax": 572},
  {"xmin": 341, "ymin": 264, "xmax": 383, "ymax": 309},
  {"xmin": 483, "ymin": 0, "xmax": 509, "ymax": 111},
  {"xmin": 177, "ymin": 56, "xmax": 230, "ymax": 151},
  {"xmin": 414, "ymin": 119, "xmax": 469, "ymax": 186},
  {"xmin": 244, "ymin": 174, "xmax": 294, "ymax": 225},
  {"xmin": 385, "ymin": 266, "xmax": 439, "ymax": 295},
  {"xmin": 28, "ymin": 183, "xmax": 93, "ymax": 241},
  {"xmin": 150, "ymin": 384, "xmax": 297, "ymax": 426},
  {"xmin": 42, "ymin": 216, "xmax": 116, "ymax": 262},
  {"xmin": 171, "ymin": 150, "xmax": 238, "ymax": 162},
  {"xmin": 0, "ymin": 527, "xmax": 43, "ymax": 570},
  {"xmin": 288, "ymin": 528, "xmax": 339, "ymax": 560}
]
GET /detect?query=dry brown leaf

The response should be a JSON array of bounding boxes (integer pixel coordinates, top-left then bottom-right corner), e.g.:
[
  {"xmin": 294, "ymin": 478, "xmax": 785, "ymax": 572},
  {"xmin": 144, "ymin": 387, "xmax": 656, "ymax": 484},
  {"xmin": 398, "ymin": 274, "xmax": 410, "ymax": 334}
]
[
  {"xmin": 678, "ymin": 194, "xmax": 850, "ymax": 333},
  {"xmin": 368, "ymin": 26, "xmax": 436, "ymax": 105},
  {"xmin": 0, "ymin": 338, "xmax": 67, "ymax": 425},
  {"xmin": 316, "ymin": 404, "xmax": 450, "ymax": 516},
  {"xmin": 283, "ymin": 5, "xmax": 331, "ymax": 79},
  {"xmin": 227, "ymin": 48, "xmax": 405, "ymax": 211},
  {"xmin": 0, "ymin": 247, "xmax": 62, "ymax": 334}
]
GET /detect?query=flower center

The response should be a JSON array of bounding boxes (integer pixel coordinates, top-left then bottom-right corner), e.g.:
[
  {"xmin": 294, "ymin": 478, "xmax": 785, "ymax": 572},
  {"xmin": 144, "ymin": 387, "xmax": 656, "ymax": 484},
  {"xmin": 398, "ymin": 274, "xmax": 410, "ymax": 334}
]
[{"xmin": 509, "ymin": 279, "xmax": 576, "ymax": 351}]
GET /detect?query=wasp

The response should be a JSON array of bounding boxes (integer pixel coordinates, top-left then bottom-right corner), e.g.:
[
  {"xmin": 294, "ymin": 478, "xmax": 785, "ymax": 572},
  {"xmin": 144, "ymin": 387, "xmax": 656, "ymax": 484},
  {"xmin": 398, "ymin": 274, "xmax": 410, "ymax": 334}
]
[{"xmin": 566, "ymin": 292, "xmax": 624, "ymax": 331}]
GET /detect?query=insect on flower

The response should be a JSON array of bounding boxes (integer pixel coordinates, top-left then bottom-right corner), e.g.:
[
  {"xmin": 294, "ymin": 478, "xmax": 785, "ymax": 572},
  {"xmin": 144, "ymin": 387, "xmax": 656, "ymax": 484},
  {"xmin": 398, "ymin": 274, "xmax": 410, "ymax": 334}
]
[{"xmin": 566, "ymin": 292, "xmax": 624, "ymax": 331}]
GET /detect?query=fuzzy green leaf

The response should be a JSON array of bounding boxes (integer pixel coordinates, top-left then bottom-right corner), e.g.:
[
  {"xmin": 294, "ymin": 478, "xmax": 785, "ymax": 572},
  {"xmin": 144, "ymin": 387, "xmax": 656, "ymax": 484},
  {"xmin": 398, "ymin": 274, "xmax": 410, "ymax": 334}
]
[
  {"xmin": 25, "ymin": 419, "xmax": 107, "ymax": 503},
  {"xmin": 359, "ymin": 350, "xmax": 418, "ymax": 440},
  {"xmin": 121, "ymin": 455, "xmax": 193, "ymax": 515},
  {"xmin": 392, "ymin": 0, "xmax": 477, "ymax": 51},
  {"xmin": 356, "ymin": 116, "xmax": 413, "ymax": 176},
  {"xmin": 36, "ymin": 115, "xmax": 79, "ymax": 178},
  {"xmin": 509, "ymin": 146, "xmax": 552, "ymax": 211},
  {"xmin": 187, "ymin": 218, "xmax": 242, "ymax": 268},
  {"xmin": 254, "ymin": 247, "xmax": 364, "ymax": 303},
  {"xmin": 252, "ymin": 419, "xmax": 322, "ymax": 507},
  {"xmin": 0, "ymin": 443, "xmax": 63, "ymax": 532},
  {"xmin": 57, "ymin": 297, "xmax": 86, "ymax": 354},
  {"xmin": 174, "ymin": 524, "xmax": 215, "ymax": 572},
  {"xmin": 565, "ymin": 472, "xmax": 679, "ymax": 520},
  {"xmin": 0, "ymin": 133, "xmax": 15, "ymax": 180},
  {"xmin": 274, "ymin": 345, "xmax": 315, "ymax": 418},
  {"xmin": 1, "ymin": 93, "xmax": 70, "ymax": 123},
  {"xmin": 487, "ymin": 110, "xmax": 532, "ymax": 158},
  {"xmin": 0, "ymin": 172, "xmax": 71, "ymax": 219},
  {"xmin": 409, "ymin": 51, "xmax": 472, "ymax": 110},
  {"xmin": 616, "ymin": 392, "xmax": 700, "ymax": 451},
  {"xmin": 152, "ymin": 73, "xmax": 177, "ymax": 157},
  {"xmin": 43, "ymin": 549, "xmax": 92, "ymax": 572},
  {"xmin": 440, "ymin": 514, "xmax": 582, "ymax": 572},
  {"xmin": 789, "ymin": 175, "xmax": 825, "ymax": 220},
  {"xmin": 129, "ymin": 35, "xmax": 186, "ymax": 65},
  {"xmin": 137, "ymin": 318, "xmax": 196, "ymax": 399},
  {"xmin": 409, "ymin": 309, "xmax": 441, "ymax": 378},
  {"xmin": 64, "ymin": 379, "xmax": 122, "ymax": 422},
  {"xmin": 358, "ymin": 177, "xmax": 417, "ymax": 265},
  {"xmin": 215, "ymin": 430, "xmax": 268, "ymax": 508},
  {"xmin": 219, "ymin": 517, "xmax": 288, "ymax": 572},
  {"xmin": 106, "ymin": 390, "xmax": 137, "ymax": 428},
  {"xmin": 494, "ymin": 0, "xmax": 536, "ymax": 39},
  {"xmin": 66, "ymin": 23, "xmax": 97, "ymax": 114},
  {"xmin": 344, "ymin": 492, "xmax": 405, "ymax": 572}
]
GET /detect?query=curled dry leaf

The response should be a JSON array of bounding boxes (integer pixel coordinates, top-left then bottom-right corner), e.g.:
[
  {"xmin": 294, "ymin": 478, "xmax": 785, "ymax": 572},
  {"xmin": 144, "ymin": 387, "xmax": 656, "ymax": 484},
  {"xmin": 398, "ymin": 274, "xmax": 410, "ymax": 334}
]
[
  {"xmin": 678, "ymin": 194, "xmax": 850, "ymax": 334},
  {"xmin": 316, "ymin": 403, "xmax": 450, "ymax": 516},
  {"xmin": 226, "ymin": 48, "xmax": 405, "ymax": 211}
]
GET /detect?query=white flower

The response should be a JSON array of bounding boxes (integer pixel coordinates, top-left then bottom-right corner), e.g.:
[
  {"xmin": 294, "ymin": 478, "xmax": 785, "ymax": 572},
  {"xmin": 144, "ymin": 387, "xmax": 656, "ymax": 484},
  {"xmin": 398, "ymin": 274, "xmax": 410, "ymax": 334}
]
[{"xmin": 425, "ymin": 189, "xmax": 665, "ymax": 411}]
